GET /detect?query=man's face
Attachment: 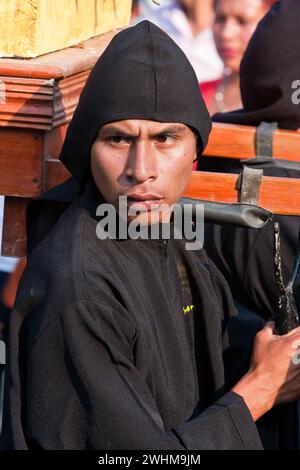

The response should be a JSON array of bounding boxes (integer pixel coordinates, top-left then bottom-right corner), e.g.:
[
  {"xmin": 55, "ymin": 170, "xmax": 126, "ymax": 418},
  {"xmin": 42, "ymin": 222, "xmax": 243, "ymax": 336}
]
[{"xmin": 91, "ymin": 119, "xmax": 198, "ymax": 225}]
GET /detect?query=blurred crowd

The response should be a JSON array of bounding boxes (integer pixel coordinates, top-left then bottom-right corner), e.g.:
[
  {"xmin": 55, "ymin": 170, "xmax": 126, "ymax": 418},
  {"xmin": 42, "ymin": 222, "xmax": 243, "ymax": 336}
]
[{"xmin": 131, "ymin": 0, "xmax": 275, "ymax": 114}]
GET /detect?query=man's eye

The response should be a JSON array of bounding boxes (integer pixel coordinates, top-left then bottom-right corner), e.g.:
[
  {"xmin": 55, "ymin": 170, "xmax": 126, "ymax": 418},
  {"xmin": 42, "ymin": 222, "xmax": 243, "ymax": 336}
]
[
  {"xmin": 155, "ymin": 134, "xmax": 173, "ymax": 144},
  {"xmin": 108, "ymin": 136, "xmax": 131, "ymax": 144}
]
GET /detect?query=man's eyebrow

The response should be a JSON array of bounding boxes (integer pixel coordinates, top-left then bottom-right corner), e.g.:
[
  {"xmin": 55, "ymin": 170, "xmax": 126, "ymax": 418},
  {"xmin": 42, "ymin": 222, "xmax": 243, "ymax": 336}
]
[
  {"xmin": 99, "ymin": 125, "xmax": 134, "ymax": 136},
  {"xmin": 99, "ymin": 124, "xmax": 187, "ymax": 137},
  {"xmin": 152, "ymin": 125, "xmax": 186, "ymax": 135}
]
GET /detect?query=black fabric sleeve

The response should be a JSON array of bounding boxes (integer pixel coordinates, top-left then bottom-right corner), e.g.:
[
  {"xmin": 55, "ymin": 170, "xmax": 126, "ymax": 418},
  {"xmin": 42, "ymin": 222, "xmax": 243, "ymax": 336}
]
[{"xmin": 60, "ymin": 300, "xmax": 263, "ymax": 450}]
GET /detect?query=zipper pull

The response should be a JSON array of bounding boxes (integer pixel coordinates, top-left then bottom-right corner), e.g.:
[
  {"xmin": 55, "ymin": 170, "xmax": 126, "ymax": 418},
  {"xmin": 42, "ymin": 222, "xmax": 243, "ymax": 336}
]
[{"xmin": 163, "ymin": 240, "xmax": 168, "ymax": 258}]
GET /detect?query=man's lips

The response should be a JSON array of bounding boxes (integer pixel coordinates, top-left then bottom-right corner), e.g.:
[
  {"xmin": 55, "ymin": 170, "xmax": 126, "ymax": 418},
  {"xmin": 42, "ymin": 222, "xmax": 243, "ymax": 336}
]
[
  {"xmin": 126, "ymin": 192, "xmax": 163, "ymax": 201},
  {"xmin": 125, "ymin": 193, "xmax": 164, "ymax": 212}
]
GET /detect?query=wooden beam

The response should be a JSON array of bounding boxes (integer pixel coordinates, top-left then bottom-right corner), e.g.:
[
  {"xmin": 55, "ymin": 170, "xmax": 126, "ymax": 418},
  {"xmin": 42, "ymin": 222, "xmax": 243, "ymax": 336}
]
[
  {"xmin": 183, "ymin": 171, "xmax": 300, "ymax": 216},
  {"xmin": 2, "ymin": 197, "xmax": 29, "ymax": 257},
  {"xmin": 4, "ymin": 168, "xmax": 300, "ymax": 258},
  {"xmin": 44, "ymin": 160, "xmax": 71, "ymax": 193},
  {"xmin": 43, "ymin": 125, "xmax": 70, "ymax": 192},
  {"xmin": 0, "ymin": 30, "xmax": 119, "ymax": 79},
  {"xmin": 204, "ymin": 123, "xmax": 300, "ymax": 162},
  {"xmin": 0, "ymin": 70, "xmax": 89, "ymax": 130},
  {"xmin": 0, "ymin": 33, "xmax": 121, "ymax": 132},
  {"xmin": 0, "ymin": 128, "xmax": 43, "ymax": 197},
  {"xmin": 22, "ymin": 160, "xmax": 300, "ymax": 218}
]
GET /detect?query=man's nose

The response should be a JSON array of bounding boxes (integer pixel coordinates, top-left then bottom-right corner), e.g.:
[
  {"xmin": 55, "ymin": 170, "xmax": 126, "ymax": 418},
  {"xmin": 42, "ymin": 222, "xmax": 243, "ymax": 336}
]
[{"xmin": 124, "ymin": 140, "xmax": 158, "ymax": 184}]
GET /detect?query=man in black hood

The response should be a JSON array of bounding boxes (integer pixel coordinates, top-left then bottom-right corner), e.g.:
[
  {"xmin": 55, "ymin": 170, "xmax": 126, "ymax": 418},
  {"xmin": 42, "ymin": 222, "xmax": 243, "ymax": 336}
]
[{"xmin": 2, "ymin": 20, "xmax": 300, "ymax": 450}]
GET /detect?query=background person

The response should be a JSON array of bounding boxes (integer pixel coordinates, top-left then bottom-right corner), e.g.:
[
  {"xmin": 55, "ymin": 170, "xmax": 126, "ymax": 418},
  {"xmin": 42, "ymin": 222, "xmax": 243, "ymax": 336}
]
[{"xmin": 200, "ymin": 0, "xmax": 274, "ymax": 114}]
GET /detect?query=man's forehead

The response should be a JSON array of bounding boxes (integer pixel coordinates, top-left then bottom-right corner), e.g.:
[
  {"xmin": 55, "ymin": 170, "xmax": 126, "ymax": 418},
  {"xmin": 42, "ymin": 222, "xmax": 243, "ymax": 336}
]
[{"xmin": 99, "ymin": 120, "xmax": 189, "ymax": 134}]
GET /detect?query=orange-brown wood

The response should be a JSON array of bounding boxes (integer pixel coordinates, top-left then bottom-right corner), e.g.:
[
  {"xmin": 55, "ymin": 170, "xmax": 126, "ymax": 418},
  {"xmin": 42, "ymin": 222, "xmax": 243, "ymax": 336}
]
[
  {"xmin": 0, "ymin": 126, "xmax": 70, "ymax": 257},
  {"xmin": 204, "ymin": 123, "xmax": 300, "ymax": 162},
  {"xmin": 1, "ymin": 258, "xmax": 26, "ymax": 308},
  {"xmin": 0, "ymin": 128, "xmax": 43, "ymax": 197},
  {"xmin": 2, "ymin": 197, "xmax": 29, "ymax": 257},
  {"xmin": 0, "ymin": 31, "xmax": 120, "ymax": 80},
  {"xmin": 44, "ymin": 160, "xmax": 71, "ymax": 193},
  {"xmin": 42, "ymin": 124, "xmax": 70, "ymax": 192},
  {"xmin": 0, "ymin": 70, "xmax": 89, "ymax": 130},
  {"xmin": 3, "ymin": 167, "xmax": 300, "ymax": 258},
  {"xmin": 43, "ymin": 125, "xmax": 70, "ymax": 191},
  {"xmin": 184, "ymin": 171, "xmax": 300, "ymax": 216},
  {"xmin": 43, "ymin": 125, "xmax": 68, "ymax": 160}
]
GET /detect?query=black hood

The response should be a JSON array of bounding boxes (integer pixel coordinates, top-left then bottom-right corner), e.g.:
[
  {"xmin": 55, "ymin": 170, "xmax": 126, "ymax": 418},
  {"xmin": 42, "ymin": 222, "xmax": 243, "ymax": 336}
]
[
  {"xmin": 213, "ymin": 0, "xmax": 300, "ymax": 130},
  {"xmin": 60, "ymin": 20, "xmax": 211, "ymax": 184}
]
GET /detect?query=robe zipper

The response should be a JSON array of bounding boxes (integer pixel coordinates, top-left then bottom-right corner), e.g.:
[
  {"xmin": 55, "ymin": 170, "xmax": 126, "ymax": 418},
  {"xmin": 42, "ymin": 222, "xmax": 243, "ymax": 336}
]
[{"xmin": 163, "ymin": 240, "xmax": 168, "ymax": 259}]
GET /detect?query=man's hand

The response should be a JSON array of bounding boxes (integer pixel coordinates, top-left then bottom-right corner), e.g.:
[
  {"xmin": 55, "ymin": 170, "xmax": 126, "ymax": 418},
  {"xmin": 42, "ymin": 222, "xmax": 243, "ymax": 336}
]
[{"xmin": 232, "ymin": 322, "xmax": 300, "ymax": 421}]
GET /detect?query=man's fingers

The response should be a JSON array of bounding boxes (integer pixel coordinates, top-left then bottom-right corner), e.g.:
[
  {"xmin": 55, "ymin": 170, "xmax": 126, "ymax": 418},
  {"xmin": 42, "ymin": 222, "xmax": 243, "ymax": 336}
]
[{"xmin": 259, "ymin": 322, "xmax": 300, "ymax": 339}]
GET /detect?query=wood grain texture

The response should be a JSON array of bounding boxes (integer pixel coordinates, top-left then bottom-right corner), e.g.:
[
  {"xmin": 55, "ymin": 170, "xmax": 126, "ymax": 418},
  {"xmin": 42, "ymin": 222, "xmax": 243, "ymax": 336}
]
[
  {"xmin": 0, "ymin": 0, "xmax": 131, "ymax": 58},
  {"xmin": 0, "ymin": 128, "xmax": 43, "ymax": 197},
  {"xmin": 0, "ymin": 30, "xmax": 119, "ymax": 79},
  {"xmin": 44, "ymin": 160, "xmax": 71, "ymax": 193},
  {"xmin": 2, "ymin": 197, "xmax": 29, "ymax": 257},
  {"xmin": 184, "ymin": 171, "xmax": 300, "ymax": 216},
  {"xmin": 3, "ymin": 166, "xmax": 300, "ymax": 257},
  {"xmin": 1, "ymin": 258, "xmax": 26, "ymax": 307},
  {"xmin": 0, "ymin": 32, "xmax": 116, "ymax": 132},
  {"xmin": 204, "ymin": 123, "xmax": 300, "ymax": 161},
  {"xmin": 0, "ymin": 126, "xmax": 70, "ymax": 256},
  {"xmin": 0, "ymin": 70, "xmax": 89, "ymax": 130}
]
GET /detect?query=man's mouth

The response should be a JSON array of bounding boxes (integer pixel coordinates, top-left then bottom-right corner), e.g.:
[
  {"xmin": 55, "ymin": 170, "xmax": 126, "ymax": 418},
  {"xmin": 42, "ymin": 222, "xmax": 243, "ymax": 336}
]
[{"xmin": 125, "ymin": 193, "xmax": 164, "ymax": 212}]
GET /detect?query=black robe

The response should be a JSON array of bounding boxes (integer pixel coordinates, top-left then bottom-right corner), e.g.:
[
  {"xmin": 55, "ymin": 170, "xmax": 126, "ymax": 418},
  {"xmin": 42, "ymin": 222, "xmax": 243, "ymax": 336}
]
[{"xmin": 1, "ymin": 180, "xmax": 263, "ymax": 450}]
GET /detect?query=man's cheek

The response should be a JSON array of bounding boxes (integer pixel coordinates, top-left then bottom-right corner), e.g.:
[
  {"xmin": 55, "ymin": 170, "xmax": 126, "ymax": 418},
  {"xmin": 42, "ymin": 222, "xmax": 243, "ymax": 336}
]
[{"xmin": 175, "ymin": 166, "xmax": 193, "ymax": 188}]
